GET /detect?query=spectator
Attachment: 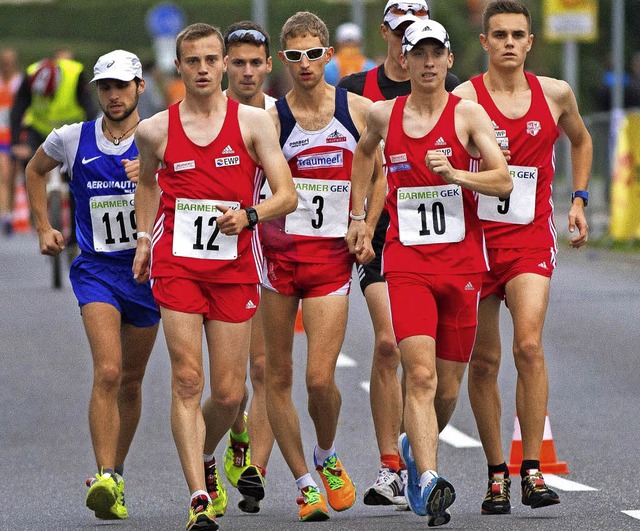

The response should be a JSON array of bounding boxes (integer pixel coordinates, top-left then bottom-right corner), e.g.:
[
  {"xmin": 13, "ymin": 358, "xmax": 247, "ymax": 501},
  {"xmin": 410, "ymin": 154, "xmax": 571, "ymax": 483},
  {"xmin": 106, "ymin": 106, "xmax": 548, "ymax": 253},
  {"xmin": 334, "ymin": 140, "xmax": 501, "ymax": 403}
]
[{"xmin": 324, "ymin": 22, "xmax": 376, "ymax": 86}]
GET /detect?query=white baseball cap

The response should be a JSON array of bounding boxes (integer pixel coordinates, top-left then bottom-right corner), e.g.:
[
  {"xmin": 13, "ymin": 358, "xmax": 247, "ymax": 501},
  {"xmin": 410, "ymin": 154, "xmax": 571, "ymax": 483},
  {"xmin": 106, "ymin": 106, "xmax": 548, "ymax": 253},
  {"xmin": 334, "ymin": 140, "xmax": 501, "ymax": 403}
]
[
  {"xmin": 91, "ymin": 49, "xmax": 142, "ymax": 83},
  {"xmin": 383, "ymin": 1, "xmax": 430, "ymax": 31},
  {"xmin": 402, "ymin": 19, "xmax": 450, "ymax": 54},
  {"xmin": 336, "ymin": 22, "xmax": 362, "ymax": 43}
]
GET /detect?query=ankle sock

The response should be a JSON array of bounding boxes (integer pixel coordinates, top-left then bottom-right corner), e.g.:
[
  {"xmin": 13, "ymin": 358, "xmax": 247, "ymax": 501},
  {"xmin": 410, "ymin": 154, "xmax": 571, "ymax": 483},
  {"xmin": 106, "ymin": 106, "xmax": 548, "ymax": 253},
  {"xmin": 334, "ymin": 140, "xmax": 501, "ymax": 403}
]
[
  {"xmin": 520, "ymin": 460, "xmax": 540, "ymax": 478},
  {"xmin": 488, "ymin": 462, "xmax": 510, "ymax": 479},
  {"xmin": 381, "ymin": 453, "xmax": 400, "ymax": 472},
  {"xmin": 314, "ymin": 444, "xmax": 336, "ymax": 466}
]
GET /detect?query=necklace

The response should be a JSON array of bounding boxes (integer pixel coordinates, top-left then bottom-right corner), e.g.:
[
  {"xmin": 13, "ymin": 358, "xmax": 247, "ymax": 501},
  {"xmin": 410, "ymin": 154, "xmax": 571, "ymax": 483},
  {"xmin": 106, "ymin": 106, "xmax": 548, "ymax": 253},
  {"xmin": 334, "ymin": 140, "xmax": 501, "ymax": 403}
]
[{"xmin": 104, "ymin": 119, "xmax": 140, "ymax": 145}]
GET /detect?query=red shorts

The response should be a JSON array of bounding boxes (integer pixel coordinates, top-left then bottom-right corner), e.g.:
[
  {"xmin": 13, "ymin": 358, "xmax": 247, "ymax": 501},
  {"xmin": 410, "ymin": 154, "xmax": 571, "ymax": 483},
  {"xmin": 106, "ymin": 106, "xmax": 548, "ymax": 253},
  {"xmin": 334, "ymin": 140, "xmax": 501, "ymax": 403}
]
[
  {"xmin": 482, "ymin": 247, "xmax": 555, "ymax": 301},
  {"xmin": 152, "ymin": 277, "xmax": 259, "ymax": 323},
  {"xmin": 386, "ymin": 271, "xmax": 482, "ymax": 363},
  {"xmin": 262, "ymin": 258, "xmax": 352, "ymax": 298}
]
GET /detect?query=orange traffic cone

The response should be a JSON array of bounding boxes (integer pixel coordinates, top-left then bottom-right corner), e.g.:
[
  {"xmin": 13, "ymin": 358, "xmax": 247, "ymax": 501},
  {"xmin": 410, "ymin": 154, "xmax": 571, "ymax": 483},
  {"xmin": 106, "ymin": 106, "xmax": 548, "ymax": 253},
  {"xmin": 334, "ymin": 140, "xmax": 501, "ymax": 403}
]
[
  {"xmin": 507, "ymin": 411, "xmax": 569, "ymax": 475},
  {"xmin": 12, "ymin": 179, "xmax": 31, "ymax": 233},
  {"xmin": 294, "ymin": 304, "xmax": 304, "ymax": 333}
]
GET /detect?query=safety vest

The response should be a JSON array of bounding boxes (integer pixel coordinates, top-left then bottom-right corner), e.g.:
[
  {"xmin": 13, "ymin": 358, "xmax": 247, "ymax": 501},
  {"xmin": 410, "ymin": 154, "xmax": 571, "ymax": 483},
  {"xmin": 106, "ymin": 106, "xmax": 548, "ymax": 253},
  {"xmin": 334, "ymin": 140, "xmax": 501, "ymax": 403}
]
[{"xmin": 24, "ymin": 58, "xmax": 86, "ymax": 137}]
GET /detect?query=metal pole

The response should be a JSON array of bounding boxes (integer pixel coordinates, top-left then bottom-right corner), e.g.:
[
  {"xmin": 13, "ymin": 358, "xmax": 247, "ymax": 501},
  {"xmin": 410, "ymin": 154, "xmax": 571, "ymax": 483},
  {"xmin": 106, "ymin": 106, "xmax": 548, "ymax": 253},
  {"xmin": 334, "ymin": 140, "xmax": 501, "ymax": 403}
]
[
  {"xmin": 351, "ymin": 0, "xmax": 365, "ymax": 30},
  {"xmin": 252, "ymin": 0, "xmax": 267, "ymax": 28},
  {"xmin": 563, "ymin": 40, "xmax": 578, "ymax": 182},
  {"xmin": 611, "ymin": 0, "xmax": 625, "ymax": 111}
]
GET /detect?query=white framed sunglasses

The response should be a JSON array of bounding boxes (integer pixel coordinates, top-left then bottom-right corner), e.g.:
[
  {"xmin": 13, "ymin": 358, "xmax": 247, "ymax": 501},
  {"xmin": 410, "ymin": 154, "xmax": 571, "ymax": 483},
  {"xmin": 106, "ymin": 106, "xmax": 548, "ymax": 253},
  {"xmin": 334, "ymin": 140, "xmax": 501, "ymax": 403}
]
[
  {"xmin": 386, "ymin": 2, "xmax": 429, "ymax": 17},
  {"xmin": 282, "ymin": 47, "xmax": 328, "ymax": 62}
]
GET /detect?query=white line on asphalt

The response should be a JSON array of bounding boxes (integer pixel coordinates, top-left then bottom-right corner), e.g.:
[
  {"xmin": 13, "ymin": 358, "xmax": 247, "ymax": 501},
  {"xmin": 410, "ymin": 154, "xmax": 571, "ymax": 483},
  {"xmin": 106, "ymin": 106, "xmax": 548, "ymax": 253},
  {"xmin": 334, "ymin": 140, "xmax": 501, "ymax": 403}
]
[
  {"xmin": 337, "ymin": 353, "xmax": 357, "ymax": 367},
  {"xmin": 360, "ymin": 381, "xmax": 370, "ymax": 393},
  {"xmin": 438, "ymin": 425, "xmax": 483, "ymax": 448},
  {"xmin": 622, "ymin": 510, "xmax": 640, "ymax": 520},
  {"xmin": 538, "ymin": 474, "xmax": 598, "ymax": 492}
]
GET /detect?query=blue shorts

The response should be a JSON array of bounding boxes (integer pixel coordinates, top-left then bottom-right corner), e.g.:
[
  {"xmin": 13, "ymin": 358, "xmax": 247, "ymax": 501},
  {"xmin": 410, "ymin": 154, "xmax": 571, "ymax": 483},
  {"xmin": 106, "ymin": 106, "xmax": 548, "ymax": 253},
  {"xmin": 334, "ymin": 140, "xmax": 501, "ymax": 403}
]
[{"xmin": 70, "ymin": 253, "xmax": 160, "ymax": 328}]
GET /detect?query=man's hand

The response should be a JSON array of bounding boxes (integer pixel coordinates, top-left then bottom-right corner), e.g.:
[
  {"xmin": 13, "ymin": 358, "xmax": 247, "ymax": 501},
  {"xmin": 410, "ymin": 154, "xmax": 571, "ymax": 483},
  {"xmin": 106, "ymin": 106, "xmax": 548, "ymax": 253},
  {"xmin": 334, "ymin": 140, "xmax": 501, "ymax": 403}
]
[
  {"xmin": 346, "ymin": 219, "xmax": 374, "ymax": 265},
  {"xmin": 37, "ymin": 227, "xmax": 65, "ymax": 256},
  {"xmin": 215, "ymin": 204, "xmax": 247, "ymax": 236},
  {"xmin": 122, "ymin": 158, "xmax": 140, "ymax": 183},
  {"xmin": 568, "ymin": 204, "xmax": 589, "ymax": 248},
  {"xmin": 132, "ymin": 239, "xmax": 151, "ymax": 283},
  {"xmin": 426, "ymin": 150, "xmax": 458, "ymax": 184}
]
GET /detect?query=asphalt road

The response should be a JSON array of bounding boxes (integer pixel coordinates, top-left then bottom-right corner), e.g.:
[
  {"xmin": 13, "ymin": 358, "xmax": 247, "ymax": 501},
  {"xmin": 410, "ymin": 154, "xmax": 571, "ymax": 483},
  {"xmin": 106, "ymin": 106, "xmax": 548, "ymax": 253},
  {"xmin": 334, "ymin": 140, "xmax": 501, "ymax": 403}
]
[{"xmin": 2, "ymin": 231, "xmax": 639, "ymax": 531}]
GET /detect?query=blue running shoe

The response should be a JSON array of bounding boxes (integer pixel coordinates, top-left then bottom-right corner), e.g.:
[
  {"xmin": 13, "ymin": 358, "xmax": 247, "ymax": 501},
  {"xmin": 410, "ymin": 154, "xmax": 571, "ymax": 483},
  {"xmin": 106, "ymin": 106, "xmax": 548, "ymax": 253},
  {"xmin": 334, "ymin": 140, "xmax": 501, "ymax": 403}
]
[
  {"xmin": 423, "ymin": 476, "xmax": 456, "ymax": 527},
  {"xmin": 398, "ymin": 433, "xmax": 426, "ymax": 516}
]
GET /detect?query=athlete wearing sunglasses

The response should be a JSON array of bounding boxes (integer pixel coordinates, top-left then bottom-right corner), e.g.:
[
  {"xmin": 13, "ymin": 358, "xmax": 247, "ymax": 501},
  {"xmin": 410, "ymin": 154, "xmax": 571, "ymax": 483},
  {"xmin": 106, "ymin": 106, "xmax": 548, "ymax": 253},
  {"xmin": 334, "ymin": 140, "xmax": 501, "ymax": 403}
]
[
  {"xmin": 385, "ymin": 2, "xmax": 430, "ymax": 18},
  {"xmin": 282, "ymin": 47, "xmax": 328, "ymax": 62}
]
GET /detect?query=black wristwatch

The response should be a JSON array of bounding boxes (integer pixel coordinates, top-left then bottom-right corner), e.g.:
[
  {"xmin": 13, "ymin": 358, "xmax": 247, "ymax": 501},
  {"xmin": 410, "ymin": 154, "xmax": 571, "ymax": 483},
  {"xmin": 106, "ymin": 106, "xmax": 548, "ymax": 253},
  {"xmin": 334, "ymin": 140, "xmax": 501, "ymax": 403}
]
[
  {"xmin": 243, "ymin": 207, "xmax": 259, "ymax": 230},
  {"xmin": 571, "ymin": 190, "xmax": 589, "ymax": 207}
]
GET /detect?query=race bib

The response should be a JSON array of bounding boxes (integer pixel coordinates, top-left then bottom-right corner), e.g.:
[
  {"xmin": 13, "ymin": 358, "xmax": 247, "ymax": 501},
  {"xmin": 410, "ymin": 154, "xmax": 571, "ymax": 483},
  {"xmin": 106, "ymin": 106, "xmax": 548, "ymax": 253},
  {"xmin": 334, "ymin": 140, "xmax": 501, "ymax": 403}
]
[
  {"xmin": 90, "ymin": 193, "xmax": 137, "ymax": 252},
  {"xmin": 477, "ymin": 165, "xmax": 537, "ymax": 224},
  {"xmin": 173, "ymin": 198, "xmax": 239, "ymax": 260},
  {"xmin": 397, "ymin": 184, "xmax": 465, "ymax": 245},
  {"xmin": 285, "ymin": 178, "xmax": 350, "ymax": 237}
]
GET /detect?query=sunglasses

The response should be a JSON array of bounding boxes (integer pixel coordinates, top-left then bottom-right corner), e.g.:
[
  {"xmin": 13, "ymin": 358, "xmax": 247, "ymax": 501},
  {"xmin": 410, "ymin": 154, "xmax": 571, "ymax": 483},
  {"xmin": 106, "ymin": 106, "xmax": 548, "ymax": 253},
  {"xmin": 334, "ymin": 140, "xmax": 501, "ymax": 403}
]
[
  {"xmin": 386, "ymin": 2, "xmax": 430, "ymax": 17},
  {"xmin": 282, "ymin": 47, "xmax": 328, "ymax": 62},
  {"xmin": 226, "ymin": 29, "xmax": 267, "ymax": 45}
]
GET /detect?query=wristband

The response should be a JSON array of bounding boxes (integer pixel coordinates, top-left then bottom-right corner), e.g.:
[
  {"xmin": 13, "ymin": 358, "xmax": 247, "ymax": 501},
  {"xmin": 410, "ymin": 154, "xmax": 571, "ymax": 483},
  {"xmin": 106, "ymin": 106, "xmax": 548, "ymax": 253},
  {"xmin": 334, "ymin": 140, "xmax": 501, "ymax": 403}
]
[
  {"xmin": 571, "ymin": 190, "xmax": 589, "ymax": 207},
  {"xmin": 349, "ymin": 210, "xmax": 366, "ymax": 221},
  {"xmin": 136, "ymin": 231, "xmax": 152, "ymax": 242}
]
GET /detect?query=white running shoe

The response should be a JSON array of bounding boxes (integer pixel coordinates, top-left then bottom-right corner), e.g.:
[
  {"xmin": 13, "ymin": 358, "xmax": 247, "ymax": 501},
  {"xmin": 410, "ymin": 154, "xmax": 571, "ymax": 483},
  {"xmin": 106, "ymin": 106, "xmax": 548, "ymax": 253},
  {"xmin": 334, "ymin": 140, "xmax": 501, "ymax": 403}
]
[
  {"xmin": 363, "ymin": 467, "xmax": 405, "ymax": 506},
  {"xmin": 395, "ymin": 468, "xmax": 411, "ymax": 511}
]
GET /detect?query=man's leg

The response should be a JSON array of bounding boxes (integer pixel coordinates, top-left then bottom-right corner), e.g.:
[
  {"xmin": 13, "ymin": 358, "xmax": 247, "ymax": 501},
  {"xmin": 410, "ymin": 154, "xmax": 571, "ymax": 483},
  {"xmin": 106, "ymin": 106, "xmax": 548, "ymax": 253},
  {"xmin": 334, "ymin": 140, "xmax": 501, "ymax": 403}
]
[{"xmin": 434, "ymin": 358, "xmax": 468, "ymax": 432}]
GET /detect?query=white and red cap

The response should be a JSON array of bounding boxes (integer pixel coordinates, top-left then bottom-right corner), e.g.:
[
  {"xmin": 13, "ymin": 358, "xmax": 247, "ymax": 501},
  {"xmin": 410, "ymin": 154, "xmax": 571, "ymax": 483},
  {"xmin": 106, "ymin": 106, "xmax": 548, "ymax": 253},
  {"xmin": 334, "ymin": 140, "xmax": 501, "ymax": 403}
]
[{"xmin": 383, "ymin": 1, "xmax": 430, "ymax": 30}]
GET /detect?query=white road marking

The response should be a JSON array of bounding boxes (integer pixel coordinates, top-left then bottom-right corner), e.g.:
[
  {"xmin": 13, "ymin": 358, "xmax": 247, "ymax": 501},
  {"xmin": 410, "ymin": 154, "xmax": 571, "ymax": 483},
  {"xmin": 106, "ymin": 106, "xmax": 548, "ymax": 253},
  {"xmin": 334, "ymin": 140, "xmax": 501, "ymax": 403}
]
[
  {"xmin": 438, "ymin": 425, "xmax": 483, "ymax": 448},
  {"xmin": 622, "ymin": 510, "xmax": 640, "ymax": 520},
  {"xmin": 543, "ymin": 474, "xmax": 598, "ymax": 491},
  {"xmin": 359, "ymin": 381, "xmax": 370, "ymax": 393},
  {"xmin": 336, "ymin": 353, "xmax": 357, "ymax": 367}
]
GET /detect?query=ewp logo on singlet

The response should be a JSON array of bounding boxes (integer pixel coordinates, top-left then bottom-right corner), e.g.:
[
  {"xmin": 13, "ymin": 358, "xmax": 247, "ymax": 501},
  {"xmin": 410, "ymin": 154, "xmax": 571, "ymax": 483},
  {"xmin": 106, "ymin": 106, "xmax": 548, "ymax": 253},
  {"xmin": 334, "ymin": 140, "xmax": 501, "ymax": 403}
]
[
  {"xmin": 215, "ymin": 155, "xmax": 240, "ymax": 167},
  {"xmin": 296, "ymin": 150, "xmax": 343, "ymax": 170}
]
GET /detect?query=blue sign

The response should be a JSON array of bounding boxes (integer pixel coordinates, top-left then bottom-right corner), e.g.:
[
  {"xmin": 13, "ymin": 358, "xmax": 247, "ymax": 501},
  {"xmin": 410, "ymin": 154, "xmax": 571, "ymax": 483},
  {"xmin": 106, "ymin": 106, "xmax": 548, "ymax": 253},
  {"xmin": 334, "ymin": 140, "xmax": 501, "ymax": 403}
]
[{"xmin": 146, "ymin": 3, "xmax": 186, "ymax": 38}]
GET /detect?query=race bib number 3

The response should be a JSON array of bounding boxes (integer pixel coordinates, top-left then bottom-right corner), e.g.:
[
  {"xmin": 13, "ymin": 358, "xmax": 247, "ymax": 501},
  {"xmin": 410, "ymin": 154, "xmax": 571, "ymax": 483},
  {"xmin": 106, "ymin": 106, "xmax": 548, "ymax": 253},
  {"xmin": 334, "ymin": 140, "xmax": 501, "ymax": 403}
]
[
  {"xmin": 286, "ymin": 178, "xmax": 350, "ymax": 237},
  {"xmin": 397, "ymin": 184, "xmax": 465, "ymax": 245},
  {"xmin": 477, "ymin": 165, "xmax": 537, "ymax": 224},
  {"xmin": 173, "ymin": 198, "xmax": 239, "ymax": 260},
  {"xmin": 90, "ymin": 193, "xmax": 137, "ymax": 252}
]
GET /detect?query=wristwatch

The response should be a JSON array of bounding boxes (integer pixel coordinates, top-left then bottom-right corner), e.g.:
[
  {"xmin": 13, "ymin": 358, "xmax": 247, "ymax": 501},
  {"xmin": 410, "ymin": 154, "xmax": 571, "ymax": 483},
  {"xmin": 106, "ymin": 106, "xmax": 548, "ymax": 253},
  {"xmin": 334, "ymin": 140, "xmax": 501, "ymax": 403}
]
[
  {"xmin": 571, "ymin": 190, "xmax": 589, "ymax": 207},
  {"xmin": 243, "ymin": 207, "xmax": 259, "ymax": 230}
]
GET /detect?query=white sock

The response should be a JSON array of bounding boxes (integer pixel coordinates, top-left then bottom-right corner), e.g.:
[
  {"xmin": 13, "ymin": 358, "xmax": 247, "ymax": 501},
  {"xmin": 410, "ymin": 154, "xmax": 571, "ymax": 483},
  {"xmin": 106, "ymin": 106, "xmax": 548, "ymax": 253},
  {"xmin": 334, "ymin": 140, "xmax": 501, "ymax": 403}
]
[
  {"xmin": 295, "ymin": 473, "xmax": 317, "ymax": 491},
  {"xmin": 190, "ymin": 490, "xmax": 210, "ymax": 504},
  {"xmin": 203, "ymin": 452, "xmax": 215, "ymax": 463},
  {"xmin": 314, "ymin": 444, "xmax": 336, "ymax": 466},
  {"xmin": 419, "ymin": 470, "xmax": 438, "ymax": 489}
]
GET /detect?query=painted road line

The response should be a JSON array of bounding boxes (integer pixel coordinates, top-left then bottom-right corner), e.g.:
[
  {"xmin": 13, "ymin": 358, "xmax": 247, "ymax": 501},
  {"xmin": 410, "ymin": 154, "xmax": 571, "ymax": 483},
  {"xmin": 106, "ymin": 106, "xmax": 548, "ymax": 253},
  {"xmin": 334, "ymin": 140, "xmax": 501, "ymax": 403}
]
[
  {"xmin": 360, "ymin": 381, "xmax": 370, "ymax": 393},
  {"xmin": 622, "ymin": 510, "xmax": 640, "ymax": 520},
  {"xmin": 438, "ymin": 425, "xmax": 483, "ymax": 448},
  {"xmin": 544, "ymin": 474, "xmax": 598, "ymax": 491},
  {"xmin": 337, "ymin": 352, "xmax": 357, "ymax": 367}
]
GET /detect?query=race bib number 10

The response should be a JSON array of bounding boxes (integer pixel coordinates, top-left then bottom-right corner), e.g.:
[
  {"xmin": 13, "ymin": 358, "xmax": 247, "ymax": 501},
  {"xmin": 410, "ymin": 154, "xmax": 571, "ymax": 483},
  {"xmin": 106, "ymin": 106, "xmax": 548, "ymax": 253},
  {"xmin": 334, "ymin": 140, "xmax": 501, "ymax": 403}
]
[
  {"xmin": 90, "ymin": 193, "xmax": 137, "ymax": 252},
  {"xmin": 173, "ymin": 198, "xmax": 239, "ymax": 260},
  {"xmin": 397, "ymin": 184, "xmax": 465, "ymax": 245}
]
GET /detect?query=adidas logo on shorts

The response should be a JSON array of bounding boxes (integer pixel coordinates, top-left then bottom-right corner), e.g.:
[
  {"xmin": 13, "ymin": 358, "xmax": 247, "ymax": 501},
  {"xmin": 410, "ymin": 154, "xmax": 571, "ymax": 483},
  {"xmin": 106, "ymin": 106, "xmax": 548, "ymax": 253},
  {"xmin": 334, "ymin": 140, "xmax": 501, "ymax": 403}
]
[
  {"xmin": 538, "ymin": 261, "xmax": 548, "ymax": 270},
  {"xmin": 245, "ymin": 300, "xmax": 257, "ymax": 309},
  {"xmin": 222, "ymin": 145, "xmax": 235, "ymax": 155},
  {"xmin": 464, "ymin": 281, "xmax": 475, "ymax": 291}
]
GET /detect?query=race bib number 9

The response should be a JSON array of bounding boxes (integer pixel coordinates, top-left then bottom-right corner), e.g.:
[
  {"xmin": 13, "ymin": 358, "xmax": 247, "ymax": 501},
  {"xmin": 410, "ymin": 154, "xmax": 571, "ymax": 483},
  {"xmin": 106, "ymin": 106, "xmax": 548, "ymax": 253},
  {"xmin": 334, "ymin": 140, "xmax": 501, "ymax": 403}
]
[
  {"xmin": 285, "ymin": 178, "xmax": 350, "ymax": 238},
  {"xmin": 397, "ymin": 184, "xmax": 465, "ymax": 245},
  {"xmin": 90, "ymin": 193, "xmax": 137, "ymax": 252},
  {"xmin": 477, "ymin": 165, "xmax": 537, "ymax": 224},
  {"xmin": 173, "ymin": 198, "xmax": 239, "ymax": 260}
]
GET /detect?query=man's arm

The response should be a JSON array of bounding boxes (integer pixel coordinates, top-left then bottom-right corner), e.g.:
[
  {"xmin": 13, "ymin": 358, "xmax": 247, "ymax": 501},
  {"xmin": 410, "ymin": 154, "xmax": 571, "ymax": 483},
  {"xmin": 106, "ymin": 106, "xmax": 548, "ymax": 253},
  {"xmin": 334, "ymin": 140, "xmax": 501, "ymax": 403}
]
[
  {"xmin": 216, "ymin": 106, "xmax": 296, "ymax": 236},
  {"xmin": 132, "ymin": 114, "xmax": 165, "ymax": 282},
  {"xmin": 434, "ymin": 100, "xmax": 511, "ymax": 197},
  {"xmin": 547, "ymin": 77, "xmax": 592, "ymax": 248},
  {"xmin": 346, "ymin": 102, "xmax": 388, "ymax": 264},
  {"xmin": 25, "ymin": 146, "xmax": 65, "ymax": 255}
]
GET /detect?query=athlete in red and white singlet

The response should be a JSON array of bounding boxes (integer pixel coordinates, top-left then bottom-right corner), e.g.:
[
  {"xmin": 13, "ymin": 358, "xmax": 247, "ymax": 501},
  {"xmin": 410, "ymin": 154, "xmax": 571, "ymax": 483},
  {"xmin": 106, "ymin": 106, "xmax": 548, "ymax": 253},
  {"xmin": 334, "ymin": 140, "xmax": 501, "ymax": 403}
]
[
  {"xmin": 152, "ymin": 98, "xmax": 263, "ymax": 284},
  {"xmin": 453, "ymin": 2, "xmax": 591, "ymax": 514},
  {"xmin": 348, "ymin": 19, "xmax": 511, "ymax": 524}
]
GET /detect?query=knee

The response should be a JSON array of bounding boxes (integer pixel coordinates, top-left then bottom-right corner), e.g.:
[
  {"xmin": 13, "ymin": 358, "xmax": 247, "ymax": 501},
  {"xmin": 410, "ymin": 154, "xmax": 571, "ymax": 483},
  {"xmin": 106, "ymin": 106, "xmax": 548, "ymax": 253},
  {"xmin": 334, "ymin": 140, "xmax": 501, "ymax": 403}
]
[
  {"xmin": 469, "ymin": 348, "xmax": 501, "ymax": 381},
  {"xmin": 306, "ymin": 371, "xmax": 334, "ymax": 400},
  {"xmin": 405, "ymin": 365, "xmax": 437, "ymax": 395},
  {"xmin": 210, "ymin": 385, "xmax": 245, "ymax": 413},
  {"xmin": 94, "ymin": 362, "xmax": 121, "ymax": 392},
  {"xmin": 513, "ymin": 338, "xmax": 544, "ymax": 370},
  {"xmin": 172, "ymin": 367, "xmax": 204, "ymax": 402},
  {"xmin": 373, "ymin": 333, "xmax": 400, "ymax": 366},
  {"xmin": 249, "ymin": 353, "xmax": 266, "ymax": 388}
]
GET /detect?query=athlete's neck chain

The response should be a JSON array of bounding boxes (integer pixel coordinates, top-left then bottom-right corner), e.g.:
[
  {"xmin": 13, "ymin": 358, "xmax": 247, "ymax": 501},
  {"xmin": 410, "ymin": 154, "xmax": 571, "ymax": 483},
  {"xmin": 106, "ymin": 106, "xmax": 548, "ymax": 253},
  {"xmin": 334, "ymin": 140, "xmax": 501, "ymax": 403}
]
[{"xmin": 103, "ymin": 119, "xmax": 140, "ymax": 146}]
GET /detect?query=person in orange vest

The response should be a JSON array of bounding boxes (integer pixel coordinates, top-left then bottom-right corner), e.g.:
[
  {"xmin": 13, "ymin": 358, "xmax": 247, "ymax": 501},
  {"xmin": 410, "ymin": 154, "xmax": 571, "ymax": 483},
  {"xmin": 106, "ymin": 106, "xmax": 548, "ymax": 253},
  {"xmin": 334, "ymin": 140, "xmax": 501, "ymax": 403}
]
[
  {"xmin": 324, "ymin": 23, "xmax": 376, "ymax": 86},
  {"xmin": 0, "ymin": 47, "xmax": 22, "ymax": 235}
]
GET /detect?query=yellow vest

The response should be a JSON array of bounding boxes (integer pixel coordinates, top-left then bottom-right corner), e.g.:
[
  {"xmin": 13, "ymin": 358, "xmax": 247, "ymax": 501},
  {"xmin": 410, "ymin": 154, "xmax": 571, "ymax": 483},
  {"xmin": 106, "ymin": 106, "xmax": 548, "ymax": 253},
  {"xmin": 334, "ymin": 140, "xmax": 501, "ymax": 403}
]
[{"xmin": 25, "ymin": 58, "xmax": 87, "ymax": 137}]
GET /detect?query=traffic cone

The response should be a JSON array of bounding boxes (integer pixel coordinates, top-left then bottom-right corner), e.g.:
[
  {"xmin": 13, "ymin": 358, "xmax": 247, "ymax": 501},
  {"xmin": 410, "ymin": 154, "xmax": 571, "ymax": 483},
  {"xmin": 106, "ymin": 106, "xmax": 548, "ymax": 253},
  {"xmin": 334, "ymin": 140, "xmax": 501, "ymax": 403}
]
[
  {"xmin": 294, "ymin": 303, "xmax": 304, "ymax": 333},
  {"xmin": 507, "ymin": 411, "xmax": 569, "ymax": 475},
  {"xmin": 12, "ymin": 179, "xmax": 31, "ymax": 233}
]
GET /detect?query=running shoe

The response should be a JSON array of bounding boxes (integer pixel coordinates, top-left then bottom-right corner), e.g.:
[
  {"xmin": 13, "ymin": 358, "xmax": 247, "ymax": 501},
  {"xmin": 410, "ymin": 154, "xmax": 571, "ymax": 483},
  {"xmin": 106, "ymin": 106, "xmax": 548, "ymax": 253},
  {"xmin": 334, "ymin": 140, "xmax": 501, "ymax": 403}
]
[
  {"xmin": 86, "ymin": 473, "xmax": 129, "ymax": 520},
  {"xmin": 363, "ymin": 467, "xmax": 405, "ymax": 506},
  {"xmin": 422, "ymin": 476, "xmax": 456, "ymax": 527},
  {"xmin": 481, "ymin": 474, "xmax": 511, "ymax": 515},
  {"xmin": 186, "ymin": 495, "xmax": 218, "ymax": 531},
  {"xmin": 399, "ymin": 433, "xmax": 425, "ymax": 516},
  {"xmin": 237, "ymin": 464, "xmax": 266, "ymax": 513},
  {"xmin": 297, "ymin": 485, "xmax": 330, "ymax": 522},
  {"xmin": 85, "ymin": 471, "xmax": 118, "ymax": 517},
  {"xmin": 395, "ymin": 468, "xmax": 411, "ymax": 511},
  {"xmin": 204, "ymin": 459, "xmax": 228, "ymax": 517},
  {"xmin": 314, "ymin": 453, "xmax": 356, "ymax": 511},
  {"xmin": 223, "ymin": 414, "xmax": 250, "ymax": 488},
  {"xmin": 521, "ymin": 470, "xmax": 560, "ymax": 509}
]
